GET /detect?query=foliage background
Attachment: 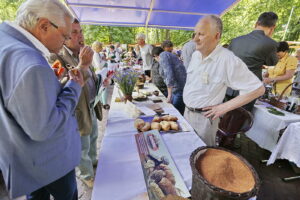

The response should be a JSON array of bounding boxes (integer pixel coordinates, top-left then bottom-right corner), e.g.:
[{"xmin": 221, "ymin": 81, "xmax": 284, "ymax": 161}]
[{"xmin": 1, "ymin": 0, "xmax": 299, "ymax": 46}]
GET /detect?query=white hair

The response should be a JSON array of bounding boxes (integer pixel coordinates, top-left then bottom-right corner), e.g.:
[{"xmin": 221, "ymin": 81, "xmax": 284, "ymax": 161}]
[
  {"xmin": 136, "ymin": 33, "xmax": 146, "ymax": 40},
  {"xmin": 92, "ymin": 41, "xmax": 103, "ymax": 50},
  {"xmin": 15, "ymin": 0, "xmax": 74, "ymax": 30},
  {"xmin": 197, "ymin": 15, "xmax": 223, "ymax": 38}
]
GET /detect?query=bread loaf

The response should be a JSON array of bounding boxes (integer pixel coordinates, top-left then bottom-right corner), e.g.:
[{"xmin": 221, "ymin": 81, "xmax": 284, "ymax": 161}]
[
  {"xmin": 134, "ymin": 119, "xmax": 145, "ymax": 130},
  {"xmin": 160, "ymin": 121, "xmax": 171, "ymax": 131},
  {"xmin": 152, "ymin": 116, "xmax": 162, "ymax": 122},
  {"xmin": 151, "ymin": 122, "xmax": 162, "ymax": 131},
  {"xmin": 161, "ymin": 115, "xmax": 178, "ymax": 122},
  {"xmin": 169, "ymin": 121, "xmax": 179, "ymax": 131},
  {"xmin": 140, "ymin": 122, "xmax": 151, "ymax": 132}
]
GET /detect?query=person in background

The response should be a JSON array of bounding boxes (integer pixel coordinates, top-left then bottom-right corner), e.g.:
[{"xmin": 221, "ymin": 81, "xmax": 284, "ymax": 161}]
[
  {"xmin": 107, "ymin": 45, "xmax": 120, "ymax": 63},
  {"xmin": 127, "ymin": 46, "xmax": 137, "ymax": 58},
  {"xmin": 264, "ymin": 41, "xmax": 297, "ymax": 96},
  {"xmin": 183, "ymin": 15, "xmax": 265, "ymax": 146},
  {"xmin": 226, "ymin": 12, "xmax": 278, "ymax": 111},
  {"xmin": 293, "ymin": 49, "xmax": 300, "ymax": 95},
  {"xmin": 92, "ymin": 41, "xmax": 106, "ymax": 73},
  {"xmin": 181, "ymin": 32, "xmax": 196, "ymax": 70},
  {"xmin": 161, "ymin": 40, "xmax": 173, "ymax": 53},
  {"xmin": 153, "ymin": 42, "xmax": 187, "ymax": 115},
  {"xmin": 0, "ymin": 0, "xmax": 91, "ymax": 199},
  {"xmin": 92, "ymin": 41, "xmax": 110, "ymax": 110},
  {"xmin": 50, "ymin": 19, "xmax": 103, "ymax": 189},
  {"xmin": 151, "ymin": 47, "xmax": 168, "ymax": 97},
  {"xmin": 115, "ymin": 42, "xmax": 123, "ymax": 55},
  {"xmin": 136, "ymin": 33, "xmax": 153, "ymax": 77}
]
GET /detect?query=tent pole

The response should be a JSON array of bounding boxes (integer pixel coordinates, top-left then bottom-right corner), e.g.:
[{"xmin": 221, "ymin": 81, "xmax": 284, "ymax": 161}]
[
  {"xmin": 146, "ymin": 28, "xmax": 149, "ymax": 43},
  {"xmin": 282, "ymin": 6, "xmax": 295, "ymax": 41}
]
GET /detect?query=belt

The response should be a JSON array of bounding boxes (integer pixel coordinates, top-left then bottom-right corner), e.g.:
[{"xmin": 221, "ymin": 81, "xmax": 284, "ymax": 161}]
[{"xmin": 186, "ymin": 106, "xmax": 204, "ymax": 113}]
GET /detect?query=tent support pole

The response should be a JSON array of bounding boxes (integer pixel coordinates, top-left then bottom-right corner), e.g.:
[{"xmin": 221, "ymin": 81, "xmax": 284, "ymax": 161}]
[{"xmin": 282, "ymin": 6, "xmax": 295, "ymax": 41}]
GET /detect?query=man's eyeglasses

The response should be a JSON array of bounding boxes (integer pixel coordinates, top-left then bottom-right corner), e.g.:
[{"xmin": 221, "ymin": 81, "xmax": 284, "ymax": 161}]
[{"xmin": 49, "ymin": 21, "xmax": 70, "ymax": 41}]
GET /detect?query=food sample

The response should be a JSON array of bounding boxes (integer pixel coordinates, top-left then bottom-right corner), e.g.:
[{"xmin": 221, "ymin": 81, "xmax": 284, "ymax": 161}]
[
  {"xmin": 152, "ymin": 116, "xmax": 162, "ymax": 122},
  {"xmin": 153, "ymin": 90, "xmax": 160, "ymax": 96},
  {"xmin": 134, "ymin": 119, "xmax": 145, "ymax": 130},
  {"xmin": 196, "ymin": 149, "xmax": 255, "ymax": 193},
  {"xmin": 140, "ymin": 122, "xmax": 151, "ymax": 132},
  {"xmin": 151, "ymin": 122, "xmax": 162, "ymax": 131},
  {"xmin": 160, "ymin": 121, "xmax": 171, "ymax": 131},
  {"xmin": 169, "ymin": 122, "xmax": 179, "ymax": 131},
  {"xmin": 161, "ymin": 115, "xmax": 178, "ymax": 122},
  {"xmin": 51, "ymin": 60, "xmax": 65, "ymax": 77}
]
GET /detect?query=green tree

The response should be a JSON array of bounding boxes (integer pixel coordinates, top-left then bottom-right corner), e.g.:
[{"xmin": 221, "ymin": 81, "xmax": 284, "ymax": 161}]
[{"xmin": 221, "ymin": 0, "xmax": 300, "ymax": 44}]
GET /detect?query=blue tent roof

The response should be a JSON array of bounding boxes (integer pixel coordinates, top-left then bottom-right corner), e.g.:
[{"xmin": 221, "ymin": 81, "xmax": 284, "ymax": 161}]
[{"xmin": 65, "ymin": 0, "xmax": 240, "ymax": 30}]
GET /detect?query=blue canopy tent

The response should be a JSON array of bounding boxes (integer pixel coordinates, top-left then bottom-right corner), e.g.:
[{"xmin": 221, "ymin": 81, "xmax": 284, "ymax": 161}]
[{"xmin": 65, "ymin": 0, "xmax": 240, "ymax": 30}]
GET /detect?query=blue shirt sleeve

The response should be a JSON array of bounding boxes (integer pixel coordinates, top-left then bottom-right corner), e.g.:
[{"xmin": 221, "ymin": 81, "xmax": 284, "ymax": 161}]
[
  {"xmin": 159, "ymin": 52, "xmax": 175, "ymax": 87},
  {"xmin": 7, "ymin": 65, "xmax": 81, "ymax": 141}
]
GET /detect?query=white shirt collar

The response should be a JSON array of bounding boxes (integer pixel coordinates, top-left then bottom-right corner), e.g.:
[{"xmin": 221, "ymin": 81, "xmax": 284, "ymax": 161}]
[
  {"xmin": 199, "ymin": 44, "xmax": 222, "ymax": 62},
  {"xmin": 64, "ymin": 46, "xmax": 73, "ymax": 56},
  {"xmin": 6, "ymin": 21, "xmax": 50, "ymax": 58}
]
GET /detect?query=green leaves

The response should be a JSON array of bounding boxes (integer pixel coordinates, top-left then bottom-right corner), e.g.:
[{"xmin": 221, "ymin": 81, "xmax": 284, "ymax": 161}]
[{"xmin": 221, "ymin": 0, "xmax": 300, "ymax": 44}]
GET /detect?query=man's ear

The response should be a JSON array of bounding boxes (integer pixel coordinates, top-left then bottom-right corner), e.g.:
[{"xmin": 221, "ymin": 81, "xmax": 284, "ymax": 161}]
[
  {"xmin": 38, "ymin": 18, "xmax": 50, "ymax": 33},
  {"xmin": 215, "ymin": 32, "xmax": 221, "ymax": 40}
]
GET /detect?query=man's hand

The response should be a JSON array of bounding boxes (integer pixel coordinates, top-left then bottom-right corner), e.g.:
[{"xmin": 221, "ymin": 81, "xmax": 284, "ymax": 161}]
[
  {"xmin": 263, "ymin": 77, "xmax": 274, "ymax": 84},
  {"xmin": 203, "ymin": 104, "xmax": 227, "ymax": 120},
  {"xmin": 69, "ymin": 68, "xmax": 84, "ymax": 87},
  {"xmin": 78, "ymin": 46, "xmax": 94, "ymax": 71},
  {"xmin": 103, "ymin": 78, "xmax": 110, "ymax": 87}
]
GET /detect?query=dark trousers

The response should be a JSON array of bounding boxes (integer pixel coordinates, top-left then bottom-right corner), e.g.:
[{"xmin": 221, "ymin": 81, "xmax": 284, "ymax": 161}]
[
  {"xmin": 171, "ymin": 91, "xmax": 185, "ymax": 115},
  {"xmin": 26, "ymin": 170, "xmax": 78, "ymax": 200}
]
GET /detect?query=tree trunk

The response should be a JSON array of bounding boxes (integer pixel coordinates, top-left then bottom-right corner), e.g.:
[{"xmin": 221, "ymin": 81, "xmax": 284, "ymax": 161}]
[{"xmin": 165, "ymin": 29, "xmax": 170, "ymax": 40}]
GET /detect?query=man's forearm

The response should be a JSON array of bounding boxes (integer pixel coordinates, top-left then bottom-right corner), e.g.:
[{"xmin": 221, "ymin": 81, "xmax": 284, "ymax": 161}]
[
  {"xmin": 167, "ymin": 87, "xmax": 172, "ymax": 96},
  {"xmin": 222, "ymin": 85, "xmax": 265, "ymax": 112}
]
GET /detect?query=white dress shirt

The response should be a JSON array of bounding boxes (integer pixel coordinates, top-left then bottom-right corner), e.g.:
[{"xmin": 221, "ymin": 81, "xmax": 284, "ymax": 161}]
[
  {"xmin": 6, "ymin": 21, "xmax": 50, "ymax": 59},
  {"xmin": 140, "ymin": 44, "xmax": 153, "ymax": 71},
  {"xmin": 183, "ymin": 45, "xmax": 263, "ymax": 108}
]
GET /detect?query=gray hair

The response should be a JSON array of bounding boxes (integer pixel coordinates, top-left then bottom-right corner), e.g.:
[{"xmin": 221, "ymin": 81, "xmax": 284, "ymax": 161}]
[
  {"xmin": 92, "ymin": 41, "xmax": 103, "ymax": 50},
  {"xmin": 297, "ymin": 49, "xmax": 300, "ymax": 53},
  {"xmin": 16, "ymin": 0, "xmax": 74, "ymax": 30},
  {"xmin": 136, "ymin": 33, "xmax": 146, "ymax": 40},
  {"xmin": 200, "ymin": 15, "xmax": 223, "ymax": 38}
]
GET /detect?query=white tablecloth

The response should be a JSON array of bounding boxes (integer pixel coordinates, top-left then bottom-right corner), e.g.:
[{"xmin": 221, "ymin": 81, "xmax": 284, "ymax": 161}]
[
  {"xmin": 91, "ymin": 85, "xmax": 206, "ymax": 200},
  {"xmin": 246, "ymin": 101, "xmax": 300, "ymax": 152},
  {"xmin": 267, "ymin": 122, "xmax": 300, "ymax": 167}
]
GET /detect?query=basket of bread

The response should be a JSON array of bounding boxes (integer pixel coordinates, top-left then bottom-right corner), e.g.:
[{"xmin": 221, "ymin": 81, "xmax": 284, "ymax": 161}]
[{"xmin": 134, "ymin": 115, "xmax": 180, "ymax": 132}]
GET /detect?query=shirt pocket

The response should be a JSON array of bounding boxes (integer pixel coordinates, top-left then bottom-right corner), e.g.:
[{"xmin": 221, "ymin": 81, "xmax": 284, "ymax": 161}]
[{"xmin": 207, "ymin": 75, "xmax": 224, "ymax": 93}]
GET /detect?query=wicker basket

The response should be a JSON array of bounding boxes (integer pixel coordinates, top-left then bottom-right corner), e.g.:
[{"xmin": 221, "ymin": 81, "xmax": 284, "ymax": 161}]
[
  {"xmin": 269, "ymin": 82, "xmax": 299, "ymax": 110},
  {"xmin": 190, "ymin": 146, "xmax": 260, "ymax": 200}
]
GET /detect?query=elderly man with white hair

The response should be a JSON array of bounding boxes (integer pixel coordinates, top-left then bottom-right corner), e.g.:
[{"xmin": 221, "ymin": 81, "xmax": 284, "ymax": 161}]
[
  {"xmin": 183, "ymin": 15, "xmax": 265, "ymax": 146},
  {"xmin": 136, "ymin": 33, "xmax": 153, "ymax": 77},
  {"xmin": 0, "ymin": 0, "xmax": 93, "ymax": 199}
]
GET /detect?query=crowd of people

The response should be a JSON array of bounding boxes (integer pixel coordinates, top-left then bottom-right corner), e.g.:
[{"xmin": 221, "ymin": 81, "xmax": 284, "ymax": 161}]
[{"xmin": 0, "ymin": 0, "xmax": 300, "ymax": 200}]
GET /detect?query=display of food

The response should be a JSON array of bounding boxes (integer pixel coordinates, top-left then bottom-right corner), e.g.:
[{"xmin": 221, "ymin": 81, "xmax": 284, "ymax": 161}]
[
  {"xmin": 196, "ymin": 149, "xmax": 255, "ymax": 193},
  {"xmin": 134, "ymin": 115, "xmax": 180, "ymax": 132},
  {"xmin": 133, "ymin": 94, "xmax": 148, "ymax": 101},
  {"xmin": 153, "ymin": 90, "xmax": 160, "ymax": 96},
  {"xmin": 151, "ymin": 122, "xmax": 162, "ymax": 131}
]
